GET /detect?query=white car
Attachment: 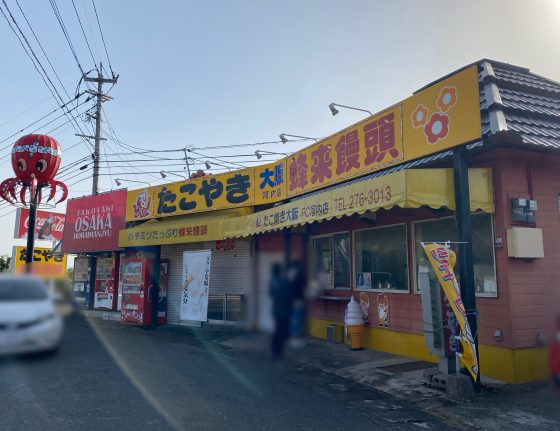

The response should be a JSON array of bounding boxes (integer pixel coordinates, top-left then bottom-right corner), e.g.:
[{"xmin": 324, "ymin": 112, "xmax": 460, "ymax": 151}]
[{"xmin": 0, "ymin": 275, "xmax": 64, "ymax": 355}]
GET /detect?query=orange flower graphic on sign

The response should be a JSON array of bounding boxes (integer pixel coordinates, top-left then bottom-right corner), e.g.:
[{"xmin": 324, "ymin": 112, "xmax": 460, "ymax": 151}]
[
  {"xmin": 436, "ymin": 86, "xmax": 457, "ymax": 113},
  {"xmin": 424, "ymin": 112, "xmax": 450, "ymax": 145},
  {"xmin": 411, "ymin": 104, "xmax": 429, "ymax": 128}
]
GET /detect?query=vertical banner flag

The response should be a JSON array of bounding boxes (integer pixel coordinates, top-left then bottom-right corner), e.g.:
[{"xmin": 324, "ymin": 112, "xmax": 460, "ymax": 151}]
[
  {"xmin": 422, "ymin": 243, "xmax": 479, "ymax": 381},
  {"xmin": 180, "ymin": 250, "xmax": 212, "ymax": 322}
]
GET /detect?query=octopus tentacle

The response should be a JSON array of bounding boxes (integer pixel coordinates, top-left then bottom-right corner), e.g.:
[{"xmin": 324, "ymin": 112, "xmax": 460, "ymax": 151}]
[
  {"xmin": 52, "ymin": 180, "xmax": 68, "ymax": 205},
  {"xmin": 8, "ymin": 179, "xmax": 18, "ymax": 203},
  {"xmin": 47, "ymin": 182, "xmax": 57, "ymax": 203},
  {"xmin": 0, "ymin": 179, "xmax": 14, "ymax": 205},
  {"xmin": 20, "ymin": 184, "xmax": 28, "ymax": 206}
]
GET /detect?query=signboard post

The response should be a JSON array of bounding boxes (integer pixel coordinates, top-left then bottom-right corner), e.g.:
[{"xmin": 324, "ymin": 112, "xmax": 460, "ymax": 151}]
[{"xmin": 452, "ymin": 146, "xmax": 481, "ymax": 392}]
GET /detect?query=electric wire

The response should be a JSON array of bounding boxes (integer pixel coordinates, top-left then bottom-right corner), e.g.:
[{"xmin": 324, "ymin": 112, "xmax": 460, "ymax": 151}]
[
  {"xmin": 70, "ymin": 0, "xmax": 97, "ymax": 67},
  {"xmin": 48, "ymin": 0, "xmax": 88, "ymax": 75},
  {"xmin": 90, "ymin": 0, "xmax": 113, "ymax": 74},
  {"xmin": 0, "ymin": 78, "xmax": 81, "ymax": 129},
  {"xmin": 1, "ymin": 0, "xmax": 93, "ymax": 142},
  {"xmin": 14, "ymin": 0, "xmax": 75, "ymax": 103},
  {"xmin": 0, "ymin": 93, "xmax": 86, "ymax": 149}
]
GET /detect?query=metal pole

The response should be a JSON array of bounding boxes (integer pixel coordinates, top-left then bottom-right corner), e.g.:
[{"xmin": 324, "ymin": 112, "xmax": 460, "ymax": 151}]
[
  {"xmin": 24, "ymin": 186, "xmax": 40, "ymax": 274},
  {"xmin": 92, "ymin": 65, "xmax": 103, "ymax": 196},
  {"xmin": 453, "ymin": 145, "xmax": 481, "ymax": 392},
  {"xmin": 82, "ymin": 63, "xmax": 117, "ymax": 310},
  {"xmin": 87, "ymin": 255, "xmax": 97, "ymax": 310},
  {"xmin": 150, "ymin": 247, "xmax": 161, "ymax": 330},
  {"xmin": 183, "ymin": 148, "xmax": 191, "ymax": 178}
]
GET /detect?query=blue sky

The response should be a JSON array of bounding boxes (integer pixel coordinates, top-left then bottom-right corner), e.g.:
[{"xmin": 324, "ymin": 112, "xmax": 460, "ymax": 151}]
[{"xmin": 0, "ymin": 0, "xmax": 560, "ymax": 256}]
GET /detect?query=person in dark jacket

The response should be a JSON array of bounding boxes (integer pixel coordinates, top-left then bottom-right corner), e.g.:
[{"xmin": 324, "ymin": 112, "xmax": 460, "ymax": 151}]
[
  {"xmin": 286, "ymin": 259, "xmax": 306, "ymax": 347},
  {"xmin": 269, "ymin": 262, "xmax": 292, "ymax": 359}
]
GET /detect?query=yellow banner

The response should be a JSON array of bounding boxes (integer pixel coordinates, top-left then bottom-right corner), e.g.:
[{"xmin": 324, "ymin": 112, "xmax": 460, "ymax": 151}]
[
  {"xmin": 126, "ymin": 163, "xmax": 286, "ymax": 222},
  {"xmin": 13, "ymin": 246, "xmax": 67, "ymax": 278},
  {"xmin": 120, "ymin": 207, "xmax": 252, "ymax": 247},
  {"xmin": 224, "ymin": 168, "xmax": 493, "ymax": 238},
  {"xmin": 402, "ymin": 66, "xmax": 481, "ymax": 161},
  {"xmin": 254, "ymin": 160, "xmax": 287, "ymax": 205},
  {"xmin": 285, "ymin": 66, "xmax": 480, "ymax": 197},
  {"xmin": 126, "ymin": 66, "xmax": 481, "ymax": 221},
  {"xmin": 286, "ymin": 104, "xmax": 403, "ymax": 196},
  {"xmin": 422, "ymin": 243, "xmax": 479, "ymax": 382}
]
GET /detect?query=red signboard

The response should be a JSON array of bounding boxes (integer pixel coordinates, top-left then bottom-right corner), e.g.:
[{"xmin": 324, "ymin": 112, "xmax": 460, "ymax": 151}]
[
  {"xmin": 14, "ymin": 208, "xmax": 65, "ymax": 241},
  {"xmin": 62, "ymin": 189, "xmax": 127, "ymax": 253}
]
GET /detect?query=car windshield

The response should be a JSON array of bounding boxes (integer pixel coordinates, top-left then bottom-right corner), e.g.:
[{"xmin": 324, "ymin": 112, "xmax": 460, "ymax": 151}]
[{"xmin": 0, "ymin": 279, "xmax": 48, "ymax": 301}]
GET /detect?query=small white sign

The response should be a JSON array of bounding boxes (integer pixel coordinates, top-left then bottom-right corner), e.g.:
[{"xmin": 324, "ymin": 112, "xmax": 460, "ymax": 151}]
[{"xmin": 180, "ymin": 250, "xmax": 212, "ymax": 322}]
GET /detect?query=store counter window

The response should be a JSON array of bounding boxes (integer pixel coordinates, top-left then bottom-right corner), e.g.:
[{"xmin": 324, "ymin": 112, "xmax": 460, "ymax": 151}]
[
  {"xmin": 353, "ymin": 224, "xmax": 408, "ymax": 291},
  {"xmin": 413, "ymin": 213, "xmax": 497, "ymax": 296},
  {"xmin": 311, "ymin": 232, "xmax": 351, "ymax": 289}
]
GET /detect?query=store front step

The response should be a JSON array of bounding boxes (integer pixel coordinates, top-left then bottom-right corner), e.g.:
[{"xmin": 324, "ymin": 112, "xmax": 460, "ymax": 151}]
[{"xmin": 81, "ymin": 309, "xmax": 121, "ymax": 321}]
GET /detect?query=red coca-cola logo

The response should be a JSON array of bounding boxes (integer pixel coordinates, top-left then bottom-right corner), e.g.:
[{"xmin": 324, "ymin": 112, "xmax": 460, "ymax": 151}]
[
  {"xmin": 17, "ymin": 208, "xmax": 65, "ymax": 241},
  {"xmin": 24, "ymin": 215, "xmax": 65, "ymax": 232}
]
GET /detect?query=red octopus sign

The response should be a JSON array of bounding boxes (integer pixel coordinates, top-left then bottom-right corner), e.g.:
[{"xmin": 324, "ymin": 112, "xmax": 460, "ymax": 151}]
[{"xmin": 0, "ymin": 134, "xmax": 68, "ymax": 206}]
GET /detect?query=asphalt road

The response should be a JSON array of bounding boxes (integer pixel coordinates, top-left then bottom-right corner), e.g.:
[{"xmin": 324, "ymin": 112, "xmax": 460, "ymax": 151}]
[{"xmin": 0, "ymin": 314, "xmax": 457, "ymax": 431}]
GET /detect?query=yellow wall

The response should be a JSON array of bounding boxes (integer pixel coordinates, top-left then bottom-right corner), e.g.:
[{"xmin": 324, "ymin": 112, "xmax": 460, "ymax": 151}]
[{"xmin": 308, "ymin": 318, "xmax": 548, "ymax": 384}]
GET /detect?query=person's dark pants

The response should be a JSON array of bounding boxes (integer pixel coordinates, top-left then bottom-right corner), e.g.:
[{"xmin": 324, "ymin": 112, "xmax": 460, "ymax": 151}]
[{"xmin": 272, "ymin": 317, "xmax": 290, "ymax": 359}]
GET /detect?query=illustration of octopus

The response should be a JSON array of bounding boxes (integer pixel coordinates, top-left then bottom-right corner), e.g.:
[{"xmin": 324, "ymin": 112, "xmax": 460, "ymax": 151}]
[{"xmin": 0, "ymin": 134, "xmax": 68, "ymax": 206}]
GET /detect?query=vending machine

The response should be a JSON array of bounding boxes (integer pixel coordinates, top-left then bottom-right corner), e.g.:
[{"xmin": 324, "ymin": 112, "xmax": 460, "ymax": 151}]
[
  {"xmin": 121, "ymin": 252, "xmax": 168, "ymax": 326},
  {"xmin": 94, "ymin": 254, "xmax": 119, "ymax": 310}
]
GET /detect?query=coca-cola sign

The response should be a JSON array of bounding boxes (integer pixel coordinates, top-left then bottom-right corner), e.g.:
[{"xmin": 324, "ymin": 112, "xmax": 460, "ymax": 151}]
[
  {"xmin": 15, "ymin": 208, "xmax": 65, "ymax": 241},
  {"xmin": 62, "ymin": 190, "xmax": 127, "ymax": 253}
]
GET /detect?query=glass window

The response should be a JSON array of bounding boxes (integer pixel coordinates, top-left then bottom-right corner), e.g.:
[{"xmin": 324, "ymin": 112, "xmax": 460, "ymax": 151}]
[
  {"xmin": 311, "ymin": 233, "xmax": 351, "ymax": 289},
  {"xmin": 413, "ymin": 213, "xmax": 497, "ymax": 296},
  {"xmin": 332, "ymin": 233, "xmax": 351, "ymax": 288},
  {"xmin": 354, "ymin": 224, "xmax": 408, "ymax": 291},
  {"xmin": 0, "ymin": 278, "xmax": 48, "ymax": 301}
]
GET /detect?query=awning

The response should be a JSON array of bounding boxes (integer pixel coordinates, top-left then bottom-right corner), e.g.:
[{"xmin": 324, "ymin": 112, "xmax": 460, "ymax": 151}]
[
  {"xmin": 222, "ymin": 168, "xmax": 494, "ymax": 238},
  {"xmin": 119, "ymin": 207, "xmax": 253, "ymax": 247}
]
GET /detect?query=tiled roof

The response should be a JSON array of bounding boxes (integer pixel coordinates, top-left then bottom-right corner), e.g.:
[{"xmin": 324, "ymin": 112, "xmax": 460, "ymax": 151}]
[{"xmin": 479, "ymin": 59, "xmax": 560, "ymax": 149}]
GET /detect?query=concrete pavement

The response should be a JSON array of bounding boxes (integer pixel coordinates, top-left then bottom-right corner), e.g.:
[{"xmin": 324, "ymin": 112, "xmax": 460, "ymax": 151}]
[
  {"xmin": 222, "ymin": 330, "xmax": 560, "ymax": 430},
  {"xmin": 0, "ymin": 313, "xmax": 458, "ymax": 431}
]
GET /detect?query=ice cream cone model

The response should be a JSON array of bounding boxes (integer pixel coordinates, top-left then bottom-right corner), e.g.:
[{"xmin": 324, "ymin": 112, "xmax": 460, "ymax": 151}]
[{"xmin": 345, "ymin": 296, "xmax": 365, "ymax": 351}]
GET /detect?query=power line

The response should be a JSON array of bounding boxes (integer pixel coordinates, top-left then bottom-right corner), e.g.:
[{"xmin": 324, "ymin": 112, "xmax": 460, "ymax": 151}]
[
  {"xmin": 102, "ymin": 134, "xmax": 113, "ymax": 189},
  {"xmin": 0, "ymin": 92, "xmax": 86, "ymax": 149},
  {"xmin": 1, "ymin": 0, "xmax": 92, "ymax": 141},
  {"xmin": 103, "ymin": 133, "xmax": 161, "ymax": 181},
  {"xmin": 78, "ymin": 0, "xmax": 101, "ymax": 62},
  {"xmin": 48, "ymin": 0, "xmax": 88, "ymax": 75},
  {"xmin": 14, "ymin": 0, "xmax": 74, "ymax": 103},
  {"xmin": 70, "ymin": 0, "xmax": 97, "ymax": 67},
  {"xmin": 189, "ymin": 150, "xmax": 246, "ymax": 169},
  {"xmin": 0, "ymin": 78, "xmax": 81, "ymax": 129},
  {"xmin": 91, "ymin": 0, "xmax": 113, "ymax": 75}
]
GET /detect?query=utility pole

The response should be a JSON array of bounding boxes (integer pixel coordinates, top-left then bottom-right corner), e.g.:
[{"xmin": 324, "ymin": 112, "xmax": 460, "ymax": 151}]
[
  {"xmin": 80, "ymin": 62, "xmax": 118, "ymax": 196},
  {"xmin": 80, "ymin": 63, "xmax": 118, "ymax": 310}
]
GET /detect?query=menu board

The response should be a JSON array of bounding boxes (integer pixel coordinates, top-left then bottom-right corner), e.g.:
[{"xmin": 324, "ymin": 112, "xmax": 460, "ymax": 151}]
[
  {"xmin": 122, "ymin": 260, "xmax": 143, "ymax": 294},
  {"xmin": 73, "ymin": 258, "xmax": 89, "ymax": 281},
  {"xmin": 96, "ymin": 256, "xmax": 115, "ymax": 280},
  {"xmin": 73, "ymin": 257, "xmax": 89, "ymax": 292}
]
